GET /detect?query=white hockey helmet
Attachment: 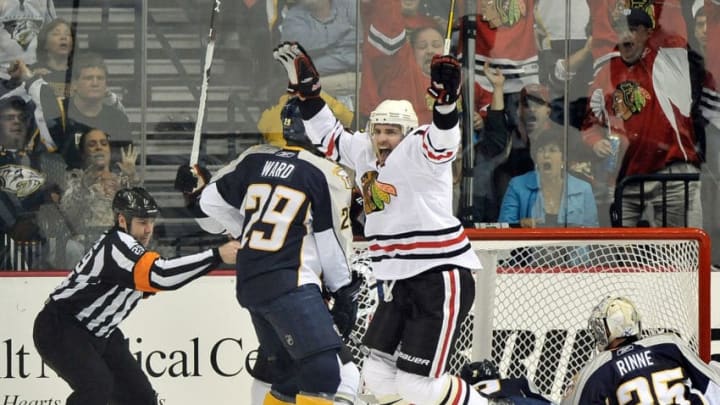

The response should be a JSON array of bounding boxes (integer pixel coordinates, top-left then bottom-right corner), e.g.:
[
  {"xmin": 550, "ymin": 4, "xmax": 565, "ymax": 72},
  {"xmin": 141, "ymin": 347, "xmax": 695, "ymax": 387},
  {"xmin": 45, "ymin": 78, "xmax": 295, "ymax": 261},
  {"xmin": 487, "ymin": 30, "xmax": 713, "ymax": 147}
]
[
  {"xmin": 367, "ymin": 99, "xmax": 419, "ymax": 136},
  {"xmin": 588, "ymin": 296, "xmax": 641, "ymax": 351}
]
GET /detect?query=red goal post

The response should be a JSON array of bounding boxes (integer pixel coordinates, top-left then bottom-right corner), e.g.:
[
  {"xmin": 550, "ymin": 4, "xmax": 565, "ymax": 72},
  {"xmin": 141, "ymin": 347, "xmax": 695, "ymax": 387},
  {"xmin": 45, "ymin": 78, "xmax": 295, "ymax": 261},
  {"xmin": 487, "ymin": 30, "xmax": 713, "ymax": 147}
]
[{"xmin": 347, "ymin": 227, "xmax": 711, "ymax": 403}]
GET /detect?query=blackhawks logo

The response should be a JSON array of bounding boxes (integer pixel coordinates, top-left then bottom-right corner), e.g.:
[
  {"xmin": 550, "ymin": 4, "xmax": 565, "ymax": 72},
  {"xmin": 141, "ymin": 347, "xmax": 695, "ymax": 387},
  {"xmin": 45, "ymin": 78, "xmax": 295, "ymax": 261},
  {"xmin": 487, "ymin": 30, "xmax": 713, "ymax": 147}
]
[
  {"xmin": 480, "ymin": 0, "xmax": 527, "ymax": 29},
  {"xmin": 361, "ymin": 171, "xmax": 397, "ymax": 214},
  {"xmin": 612, "ymin": 81, "xmax": 651, "ymax": 120}
]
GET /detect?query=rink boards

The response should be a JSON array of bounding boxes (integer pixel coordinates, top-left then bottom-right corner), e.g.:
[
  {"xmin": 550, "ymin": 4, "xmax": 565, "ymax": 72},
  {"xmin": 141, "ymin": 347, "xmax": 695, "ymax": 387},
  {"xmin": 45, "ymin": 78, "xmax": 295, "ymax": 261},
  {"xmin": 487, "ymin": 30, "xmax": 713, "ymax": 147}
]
[{"xmin": 1, "ymin": 271, "xmax": 719, "ymax": 404}]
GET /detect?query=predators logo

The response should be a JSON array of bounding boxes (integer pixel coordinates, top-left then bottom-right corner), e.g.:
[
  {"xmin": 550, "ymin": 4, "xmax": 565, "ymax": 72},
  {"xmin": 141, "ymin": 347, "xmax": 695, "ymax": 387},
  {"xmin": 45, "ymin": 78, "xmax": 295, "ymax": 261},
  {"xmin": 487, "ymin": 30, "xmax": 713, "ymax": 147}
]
[
  {"xmin": 612, "ymin": 81, "xmax": 651, "ymax": 120},
  {"xmin": 361, "ymin": 171, "xmax": 397, "ymax": 214},
  {"xmin": 0, "ymin": 164, "xmax": 45, "ymax": 198},
  {"xmin": 3, "ymin": 19, "xmax": 42, "ymax": 50},
  {"xmin": 480, "ymin": 0, "xmax": 527, "ymax": 29}
]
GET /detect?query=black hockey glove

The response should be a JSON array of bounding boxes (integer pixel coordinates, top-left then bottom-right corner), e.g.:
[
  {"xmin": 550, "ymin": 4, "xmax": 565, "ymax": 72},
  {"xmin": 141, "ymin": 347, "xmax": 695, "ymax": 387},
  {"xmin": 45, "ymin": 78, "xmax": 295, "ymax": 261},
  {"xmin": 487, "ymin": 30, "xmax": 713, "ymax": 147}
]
[
  {"xmin": 174, "ymin": 164, "xmax": 211, "ymax": 209},
  {"xmin": 272, "ymin": 41, "xmax": 322, "ymax": 98},
  {"xmin": 460, "ymin": 359, "xmax": 500, "ymax": 385},
  {"xmin": 330, "ymin": 272, "xmax": 362, "ymax": 339},
  {"xmin": 427, "ymin": 54, "xmax": 462, "ymax": 105},
  {"xmin": 174, "ymin": 164, "xmax": 210, "ymax": 194}
]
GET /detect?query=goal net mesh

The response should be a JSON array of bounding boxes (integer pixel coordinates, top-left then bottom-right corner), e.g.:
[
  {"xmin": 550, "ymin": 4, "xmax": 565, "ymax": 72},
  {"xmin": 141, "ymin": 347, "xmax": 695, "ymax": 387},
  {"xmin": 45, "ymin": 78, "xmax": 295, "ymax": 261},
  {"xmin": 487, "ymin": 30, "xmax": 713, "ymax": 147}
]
[{"xmin": 346, "ymin": 230, "xmax": 707, "ymax": 403}]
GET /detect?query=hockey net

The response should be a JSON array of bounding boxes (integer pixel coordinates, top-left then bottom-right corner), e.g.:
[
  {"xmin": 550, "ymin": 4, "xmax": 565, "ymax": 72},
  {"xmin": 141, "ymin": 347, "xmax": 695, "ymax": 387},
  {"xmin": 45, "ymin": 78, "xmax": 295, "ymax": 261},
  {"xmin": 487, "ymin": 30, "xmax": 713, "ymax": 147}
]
[{"xmin": 346, "ymin": 227, "xmax": 711, "ymax": 403}]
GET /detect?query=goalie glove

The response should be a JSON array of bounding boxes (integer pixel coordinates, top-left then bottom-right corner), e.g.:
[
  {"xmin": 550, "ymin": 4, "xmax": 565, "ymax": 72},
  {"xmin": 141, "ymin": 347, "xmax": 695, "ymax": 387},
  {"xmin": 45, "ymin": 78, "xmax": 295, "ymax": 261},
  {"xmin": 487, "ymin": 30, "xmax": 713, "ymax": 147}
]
[
  {"xmin": 272, "ymin": 41, "xmax": 322, "ymax": 98},
  {"xmin": 427, "ymin": 54, "xmax": 462, "ymax": 105},
  {"xmin": 330, "ymin": 271, "xmax": 362, "ymax": 339}
]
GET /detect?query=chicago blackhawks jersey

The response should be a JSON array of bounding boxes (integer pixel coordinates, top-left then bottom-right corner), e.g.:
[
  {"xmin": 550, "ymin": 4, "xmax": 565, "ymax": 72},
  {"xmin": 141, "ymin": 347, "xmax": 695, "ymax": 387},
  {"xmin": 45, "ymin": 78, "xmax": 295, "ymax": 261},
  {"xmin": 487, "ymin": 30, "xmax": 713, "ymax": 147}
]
[
  {"xmin": 582, "ymin": 38, "xmax": 698, "ymax": 177},
  {"xmin": 302, "ymin": 102, "xmax": 481, "ymax": 280},
  {"xmin": 198, "ymin": 144, "xmax": 354, "ymax": 306},
  {"xmin": 588, "ymin": 0, "xmax": 686, "ymax": 73},
  {"xmin": 563, "ymin": 334, "xmax": 720, "ymax": 405},
  {"xmin": 457, "ymin": 0, "xmax": 539, "ymax": 94},
  {"xmin": 701, "ymin": 0, "xmax": 720, "ymax": 129}
]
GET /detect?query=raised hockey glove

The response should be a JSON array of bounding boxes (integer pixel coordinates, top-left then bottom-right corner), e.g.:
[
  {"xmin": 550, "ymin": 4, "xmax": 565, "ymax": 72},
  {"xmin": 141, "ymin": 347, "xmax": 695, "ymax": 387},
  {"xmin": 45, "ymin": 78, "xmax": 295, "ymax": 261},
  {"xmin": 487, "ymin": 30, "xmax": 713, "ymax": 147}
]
[
  {"xmin": 427, "ymin": 54, "xmax": 462, "ymax": 105},
  {"xmin": 272, "ymin": 41, "xmax": 322, "ymax": 98},
  {"xmin": 330, "ymin": 272, "xmax": 362, "ymax": 339}
]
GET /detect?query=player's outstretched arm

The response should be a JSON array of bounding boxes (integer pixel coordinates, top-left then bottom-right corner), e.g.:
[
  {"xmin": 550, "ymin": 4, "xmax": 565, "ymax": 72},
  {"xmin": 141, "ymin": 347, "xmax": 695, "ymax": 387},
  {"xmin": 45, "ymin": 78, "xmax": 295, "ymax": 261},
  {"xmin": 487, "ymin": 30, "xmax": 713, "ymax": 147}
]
[
  {"xmin": 423, "ymin": 54, "xmax": 463, "ymax": 162},
  {"xmin": 130, "ymin": 239, "xmax": 241, "ymax": 293},
  {"xmin": 273, "ymin": 42, "xmax": 364, "ymax": 169},
  {"xmin": 272, "ymin": 41, "xmax": 322, "ymax": 99}
]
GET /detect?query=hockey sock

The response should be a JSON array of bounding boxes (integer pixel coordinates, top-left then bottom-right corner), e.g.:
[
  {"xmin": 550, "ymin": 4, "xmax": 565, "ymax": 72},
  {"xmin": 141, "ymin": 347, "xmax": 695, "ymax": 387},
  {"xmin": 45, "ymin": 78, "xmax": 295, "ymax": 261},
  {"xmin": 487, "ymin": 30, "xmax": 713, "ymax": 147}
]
[
  {"xmin": 251, "ymin": 378, "xmax": 272, "ymax": 405},
  {"xmin": 336, "ymin": 356, "xmax": 360, "ymax": 404},
  {"xmin": 396, "ymin": 371, "xmax": 489, "ymax": 405},
  {"xmin": 361, "ymin": 349, "xmax": 400, "ymax": 399}
]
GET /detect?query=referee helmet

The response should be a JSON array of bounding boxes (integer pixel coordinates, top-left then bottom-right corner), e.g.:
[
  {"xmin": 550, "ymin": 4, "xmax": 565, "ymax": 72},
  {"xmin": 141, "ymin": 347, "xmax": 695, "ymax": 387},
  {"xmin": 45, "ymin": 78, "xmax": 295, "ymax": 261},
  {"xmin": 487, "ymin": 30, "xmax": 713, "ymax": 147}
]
[{"xmin": 112, "ymin": 187, "xmax": 160, "ymax": 221}]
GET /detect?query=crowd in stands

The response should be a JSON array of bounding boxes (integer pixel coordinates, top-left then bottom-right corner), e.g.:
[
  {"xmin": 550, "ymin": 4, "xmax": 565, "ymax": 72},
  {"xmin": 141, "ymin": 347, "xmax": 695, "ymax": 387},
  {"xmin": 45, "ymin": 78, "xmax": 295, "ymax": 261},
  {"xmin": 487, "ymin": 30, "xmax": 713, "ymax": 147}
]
[{"xmin": 1, "ymin": 0, "xmax": 720, "ymax": 270}]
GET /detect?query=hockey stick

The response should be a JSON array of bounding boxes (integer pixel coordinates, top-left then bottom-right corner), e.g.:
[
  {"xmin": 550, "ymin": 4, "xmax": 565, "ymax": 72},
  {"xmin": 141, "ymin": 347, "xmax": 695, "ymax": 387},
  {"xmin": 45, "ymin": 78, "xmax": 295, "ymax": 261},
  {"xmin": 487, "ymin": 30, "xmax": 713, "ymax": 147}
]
[
  {"xmin": 443, "ymin": 0, "xmax": 457, "ymax": 55},
  {"xmin": 190, "ymin": 0, "xmax": 222, "ymax": 166}
]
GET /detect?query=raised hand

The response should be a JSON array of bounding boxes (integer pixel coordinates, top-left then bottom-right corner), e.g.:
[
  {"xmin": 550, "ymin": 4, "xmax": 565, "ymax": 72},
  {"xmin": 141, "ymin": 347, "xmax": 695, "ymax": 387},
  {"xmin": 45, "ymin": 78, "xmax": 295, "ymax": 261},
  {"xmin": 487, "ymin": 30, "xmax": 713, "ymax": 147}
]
[
  {"xmin": 427, "ymin": 54, "xmax": 462, "ymax": 105},
  {"xmin": 116, "ymin": 144, "xmax": 138, "ymax": 178},
  {"xmin": 483, "ymin": 61, "xmax": 505, "ymax": 90},
  {"xmin": 272, "ymin": 42, "xmax": 322, "ymax": 98},
  {"xmin": 7, "ymin": 59, "xmax": 33, "ymax": 82}
]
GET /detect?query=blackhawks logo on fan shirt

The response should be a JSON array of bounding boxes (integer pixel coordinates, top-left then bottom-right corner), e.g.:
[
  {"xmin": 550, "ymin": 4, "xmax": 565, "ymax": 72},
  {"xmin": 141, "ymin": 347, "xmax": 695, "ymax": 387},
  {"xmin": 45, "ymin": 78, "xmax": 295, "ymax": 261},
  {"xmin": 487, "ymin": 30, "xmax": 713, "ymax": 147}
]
[{"xmin": 480, "ymin": 0, "xmax": 527, "ymax": 29}]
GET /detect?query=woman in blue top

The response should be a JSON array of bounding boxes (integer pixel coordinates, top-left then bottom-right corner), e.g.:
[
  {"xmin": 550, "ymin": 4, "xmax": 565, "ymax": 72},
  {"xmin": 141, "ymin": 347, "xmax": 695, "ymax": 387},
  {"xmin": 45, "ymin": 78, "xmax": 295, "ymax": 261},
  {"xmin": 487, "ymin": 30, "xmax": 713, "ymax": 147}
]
[{"xmin": 498, "ymin": 129, "xmax": 598, "ymax": 227}]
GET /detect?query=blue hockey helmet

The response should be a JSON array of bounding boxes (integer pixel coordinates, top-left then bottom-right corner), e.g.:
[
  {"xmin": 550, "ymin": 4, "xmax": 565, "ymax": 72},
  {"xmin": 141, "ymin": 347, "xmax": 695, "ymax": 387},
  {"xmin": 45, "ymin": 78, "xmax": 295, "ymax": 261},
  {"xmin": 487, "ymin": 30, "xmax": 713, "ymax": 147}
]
[{"xmin": 281, "ymin": 97, "xmax": 311, "ymax": 146}]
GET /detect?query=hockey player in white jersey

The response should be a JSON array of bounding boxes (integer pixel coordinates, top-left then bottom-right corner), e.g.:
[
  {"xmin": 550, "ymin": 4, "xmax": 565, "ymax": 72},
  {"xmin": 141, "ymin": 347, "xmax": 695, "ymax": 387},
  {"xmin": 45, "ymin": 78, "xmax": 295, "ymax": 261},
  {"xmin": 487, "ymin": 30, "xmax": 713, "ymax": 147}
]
[
  {"xmin": 562, "ymin": 296, "xmax": 720, "ymax": 404},
  {"xmin": 274, "ymin": 41, "xmax": 484, "ymax": 405}
]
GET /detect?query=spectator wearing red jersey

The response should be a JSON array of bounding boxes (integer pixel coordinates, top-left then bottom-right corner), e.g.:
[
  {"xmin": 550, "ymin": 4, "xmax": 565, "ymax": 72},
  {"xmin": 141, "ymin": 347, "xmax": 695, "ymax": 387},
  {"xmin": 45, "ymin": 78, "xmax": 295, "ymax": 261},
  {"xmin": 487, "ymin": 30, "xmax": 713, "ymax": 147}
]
[
  {"xmin": 587, "ymin": 0, "xmax": 687, "ymax": 74},
  {"xmin": 359, "ymin": 0, "xmax": 439, "ymax": 123},
  {"xmin": 582, "ymin": 9, "xmax": 700, "ymax": 228}
]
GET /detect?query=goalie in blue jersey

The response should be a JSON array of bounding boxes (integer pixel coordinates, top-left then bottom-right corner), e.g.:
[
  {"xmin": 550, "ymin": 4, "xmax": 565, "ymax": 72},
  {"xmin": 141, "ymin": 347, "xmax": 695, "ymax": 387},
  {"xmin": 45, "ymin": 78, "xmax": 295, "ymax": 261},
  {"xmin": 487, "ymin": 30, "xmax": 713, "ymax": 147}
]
[{"xmin": 561, "ymin": 296, "xmax": 720, "ymax": 404}]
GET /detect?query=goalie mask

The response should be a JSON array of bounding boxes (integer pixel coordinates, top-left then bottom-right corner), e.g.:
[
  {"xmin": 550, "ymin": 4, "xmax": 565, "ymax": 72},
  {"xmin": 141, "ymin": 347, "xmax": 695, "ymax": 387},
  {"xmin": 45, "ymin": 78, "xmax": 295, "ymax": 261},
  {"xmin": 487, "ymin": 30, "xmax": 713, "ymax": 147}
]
[{"xmin": 588, "ymin": 296, "xmax": 641, "ymax": 351}]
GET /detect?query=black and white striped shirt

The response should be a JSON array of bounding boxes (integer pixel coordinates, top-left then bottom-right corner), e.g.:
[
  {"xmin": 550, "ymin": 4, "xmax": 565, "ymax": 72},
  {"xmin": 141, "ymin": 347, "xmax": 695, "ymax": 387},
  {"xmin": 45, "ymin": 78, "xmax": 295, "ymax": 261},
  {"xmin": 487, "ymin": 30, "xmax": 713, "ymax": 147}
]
[{"xmin": 47, "ymin": 227, "xmax": 220, "ymax": 338}]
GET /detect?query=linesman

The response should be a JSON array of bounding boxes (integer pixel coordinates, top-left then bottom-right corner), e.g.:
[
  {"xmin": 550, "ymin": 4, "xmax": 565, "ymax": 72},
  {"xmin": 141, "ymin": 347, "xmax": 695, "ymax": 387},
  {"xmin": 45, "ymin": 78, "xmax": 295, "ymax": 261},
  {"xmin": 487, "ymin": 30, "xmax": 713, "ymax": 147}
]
[{"xmin": 32, "ymin": 187, "xmax": 240, "ymax": 404}]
